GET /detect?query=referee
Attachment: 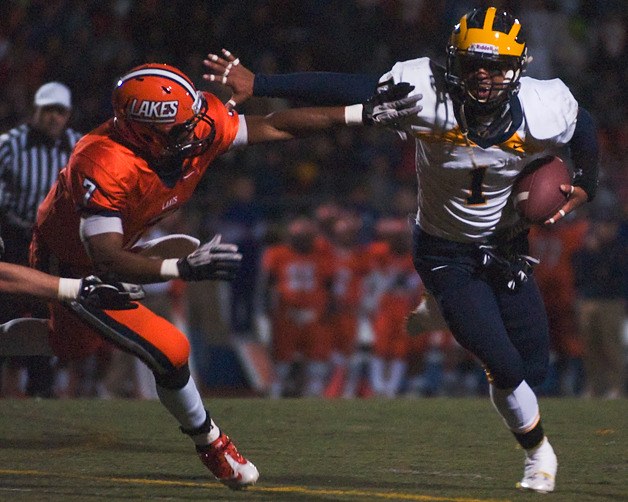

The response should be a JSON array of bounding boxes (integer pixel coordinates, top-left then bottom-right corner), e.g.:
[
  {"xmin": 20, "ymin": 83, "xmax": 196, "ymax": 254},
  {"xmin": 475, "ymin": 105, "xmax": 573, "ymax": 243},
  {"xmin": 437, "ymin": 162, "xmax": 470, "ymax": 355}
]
[{"xmin": 0, "ymin": 81, "xmax": 82, "ymax": 397}]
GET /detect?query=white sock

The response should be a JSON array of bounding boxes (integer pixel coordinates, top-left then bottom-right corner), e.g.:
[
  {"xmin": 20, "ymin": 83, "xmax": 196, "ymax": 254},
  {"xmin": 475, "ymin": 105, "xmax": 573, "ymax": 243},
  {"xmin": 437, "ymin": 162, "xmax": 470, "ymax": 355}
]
[
  {"xmin": 304, "ymin": 360, "xmax": 329, "ymax": 397},
  {"xmin": 369, "ymin": 356, "xmax": 387, "ymax": 395},
  {"xmin": 156, "ymin": 376, "xmax": 207, "ymax": 430},
  {"xmin": 490, "ymin": 380, "xmax": 540, "ymax": 433},
  {"xmin": 385, "ymin": 359, "xmax": 407, "ymax": 397},
  {"xmin": 343, "ymin": 353, "xmax": 364, "ymax": 398},
  {"xmin": 270, "ymin": 361, "xmax": 291, "ymax": 398}
]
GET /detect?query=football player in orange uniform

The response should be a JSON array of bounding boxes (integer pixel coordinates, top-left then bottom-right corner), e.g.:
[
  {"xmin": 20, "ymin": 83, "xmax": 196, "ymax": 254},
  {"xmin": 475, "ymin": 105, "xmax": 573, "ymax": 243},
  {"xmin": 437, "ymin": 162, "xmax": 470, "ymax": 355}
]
[
  {"xmin": 30, "ymin": 63, "xmax": 408, "ymax": 488},
  {"xmin": 367, "ymin": 218, "xmax": 421, "ymax": 397},
  {"xmin": 258, "ymin": 216, "xmax": 334, "ymax": 397},
  {"xmin": 325, "ymin": 212, "xmax": 371, "ymax": 398}
]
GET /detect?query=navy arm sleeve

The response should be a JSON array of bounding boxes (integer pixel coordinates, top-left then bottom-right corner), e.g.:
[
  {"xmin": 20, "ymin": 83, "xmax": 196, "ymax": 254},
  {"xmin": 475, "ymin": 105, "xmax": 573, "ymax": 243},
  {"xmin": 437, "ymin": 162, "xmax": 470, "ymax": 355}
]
[
  {"xmin": 253, "ymin": 72, "xmax": 380, "ymax": 105},
  {"xmin": 569, "ymin": 107, "xmax": 599, "ymax": 201}
]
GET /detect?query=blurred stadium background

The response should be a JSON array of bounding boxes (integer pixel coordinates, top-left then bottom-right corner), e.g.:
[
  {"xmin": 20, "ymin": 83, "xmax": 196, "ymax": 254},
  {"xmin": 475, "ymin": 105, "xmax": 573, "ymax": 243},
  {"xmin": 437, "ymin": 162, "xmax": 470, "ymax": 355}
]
[{"xmin": 0, "ymin": 0, "xmax": 625, "ymax": 398}]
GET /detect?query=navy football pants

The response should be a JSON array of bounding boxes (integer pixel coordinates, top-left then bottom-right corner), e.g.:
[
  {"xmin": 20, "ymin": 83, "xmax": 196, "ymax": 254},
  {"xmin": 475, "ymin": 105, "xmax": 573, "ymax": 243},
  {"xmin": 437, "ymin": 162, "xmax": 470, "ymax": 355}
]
[{"xmin": 412, "ymin": 225, "xmax": 549, "ymax": 389}]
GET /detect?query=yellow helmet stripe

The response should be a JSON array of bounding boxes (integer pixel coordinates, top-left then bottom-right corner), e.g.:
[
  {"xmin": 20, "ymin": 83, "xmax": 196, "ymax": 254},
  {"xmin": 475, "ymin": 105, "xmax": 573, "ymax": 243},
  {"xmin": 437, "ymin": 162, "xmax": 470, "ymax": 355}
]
[
  {"xmin": 509, "ymin": 21, "xmax": 522, "ymax": 40},
  {"xmin": 483, "ymin": 6, "xmax": 496, "ymax": 30}
]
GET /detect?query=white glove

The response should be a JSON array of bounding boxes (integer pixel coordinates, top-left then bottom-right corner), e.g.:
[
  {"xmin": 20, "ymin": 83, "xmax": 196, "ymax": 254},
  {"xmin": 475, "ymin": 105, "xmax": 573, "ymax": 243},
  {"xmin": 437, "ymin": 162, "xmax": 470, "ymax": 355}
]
[{"xmin": 171, "ymin": 234, "xmax": 242, "ymax": 281}]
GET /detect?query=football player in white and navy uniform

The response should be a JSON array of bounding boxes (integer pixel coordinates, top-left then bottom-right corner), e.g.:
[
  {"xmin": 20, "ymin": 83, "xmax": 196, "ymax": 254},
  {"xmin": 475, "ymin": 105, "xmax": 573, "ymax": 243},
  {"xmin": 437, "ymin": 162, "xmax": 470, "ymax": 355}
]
[{"xmin": 204, "ymin": 6, "xmax": 599, "ymax": 494}]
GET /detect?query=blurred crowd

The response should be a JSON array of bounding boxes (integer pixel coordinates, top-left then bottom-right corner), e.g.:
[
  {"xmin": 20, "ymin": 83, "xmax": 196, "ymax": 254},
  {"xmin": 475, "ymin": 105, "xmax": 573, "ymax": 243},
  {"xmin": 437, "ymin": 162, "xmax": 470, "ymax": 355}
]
[{"xmin": 0, "ymin": 0, "xmax": 626, "ymax": 399}]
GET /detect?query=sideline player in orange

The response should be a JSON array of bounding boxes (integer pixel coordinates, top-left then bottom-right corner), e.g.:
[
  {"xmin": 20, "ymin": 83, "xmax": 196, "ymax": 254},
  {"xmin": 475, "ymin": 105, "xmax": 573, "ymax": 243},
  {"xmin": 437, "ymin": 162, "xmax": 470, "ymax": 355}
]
[
  {"xmin": 529, "ymin": 216, "xmax": 589, "ymax": 395},
  {"xmin": 367, "ymin": 217, "xmax": 421, "ymax": 397},
  {"xmin": 325, "ymin": 212, "xmax": 371, "ymax": 398},
  {"xmin": 258, "ymin": 215, "xmax": 334, "ymax": 398},
  {"xmin": 31, "ymin": 63, "xmax": 412, "ymax": 488}
]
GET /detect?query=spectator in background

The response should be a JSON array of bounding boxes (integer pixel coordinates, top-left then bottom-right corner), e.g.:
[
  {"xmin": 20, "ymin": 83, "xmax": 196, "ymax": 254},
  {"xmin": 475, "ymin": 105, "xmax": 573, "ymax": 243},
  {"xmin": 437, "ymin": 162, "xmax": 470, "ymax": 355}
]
[
  {"xmin": 573, "ymin": 203, "xmax": 626, "ymax": 399},
  {"xmin": 0, "ymin": 82, "xmax": 82, "ymax": 398}
]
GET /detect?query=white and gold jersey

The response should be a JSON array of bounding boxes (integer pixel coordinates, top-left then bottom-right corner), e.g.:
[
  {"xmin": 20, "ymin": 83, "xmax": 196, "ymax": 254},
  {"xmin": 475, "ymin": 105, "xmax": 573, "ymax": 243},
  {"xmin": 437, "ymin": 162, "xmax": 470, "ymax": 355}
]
[{"xmin": 380, "ymin": 58, "xmax": 578, "ymax": 243}]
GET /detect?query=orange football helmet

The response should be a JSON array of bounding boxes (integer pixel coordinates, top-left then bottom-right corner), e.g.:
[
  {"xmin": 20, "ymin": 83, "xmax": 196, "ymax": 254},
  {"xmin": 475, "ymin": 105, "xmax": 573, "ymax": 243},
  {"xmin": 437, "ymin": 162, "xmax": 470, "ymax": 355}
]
[{"xmin": 112, "ymin": 63, "xmax": 215, "ymax": 162}]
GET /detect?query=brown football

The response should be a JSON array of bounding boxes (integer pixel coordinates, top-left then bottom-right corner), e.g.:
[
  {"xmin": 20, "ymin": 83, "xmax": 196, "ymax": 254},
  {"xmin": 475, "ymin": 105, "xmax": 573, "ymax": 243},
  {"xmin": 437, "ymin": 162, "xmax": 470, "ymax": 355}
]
[{"xmin": 512, "ymin": 155, "xmax": 571, "ymax": 223}]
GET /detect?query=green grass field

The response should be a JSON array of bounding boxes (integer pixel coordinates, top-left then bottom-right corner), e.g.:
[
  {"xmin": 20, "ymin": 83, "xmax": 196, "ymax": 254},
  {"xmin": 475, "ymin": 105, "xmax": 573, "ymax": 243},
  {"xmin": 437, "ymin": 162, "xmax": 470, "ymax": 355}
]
[{"xmin": 0, "ymin": 398, "xmax": 625, "ymax": 501}]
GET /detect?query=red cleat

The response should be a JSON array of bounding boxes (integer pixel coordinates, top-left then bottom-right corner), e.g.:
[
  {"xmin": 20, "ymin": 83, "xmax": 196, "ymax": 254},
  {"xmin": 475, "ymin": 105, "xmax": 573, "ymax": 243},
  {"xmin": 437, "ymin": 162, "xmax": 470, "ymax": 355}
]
[{"xmin": 197, "ymin": 432, "xmax": 259, "ymax": 490}]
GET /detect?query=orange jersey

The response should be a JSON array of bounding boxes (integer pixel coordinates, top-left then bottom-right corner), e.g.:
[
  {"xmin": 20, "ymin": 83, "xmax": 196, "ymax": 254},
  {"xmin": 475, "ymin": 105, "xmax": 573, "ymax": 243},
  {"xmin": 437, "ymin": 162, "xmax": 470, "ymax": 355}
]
[
  {"xmin": 331, "ymin": 245, "xmax": 370, "ymax": 310},
  {"xmin": 33, "ymin": 92, "xmax": 238, "ymax": 272},
  {"xmin": 366, "ymin": 241, "xmax": 422, "ymax": 359},
  {"xmin": 262, "ymin": 244, "xmax": 334, "ymax": 312},
  {"xmin": 366, "ymin": 241, "xmax": 422, "ymax": 311},
  {"xmin": 529, "ymin": 219, "xmax": 589, "ymax": 306}
]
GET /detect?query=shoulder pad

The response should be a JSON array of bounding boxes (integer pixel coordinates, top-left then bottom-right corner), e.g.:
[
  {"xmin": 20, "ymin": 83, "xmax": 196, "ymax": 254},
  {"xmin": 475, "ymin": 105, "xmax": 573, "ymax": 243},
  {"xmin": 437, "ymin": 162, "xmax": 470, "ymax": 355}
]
[{"xmin": 519, "ymin": 77, "xmax": 578, "ymax": 143}]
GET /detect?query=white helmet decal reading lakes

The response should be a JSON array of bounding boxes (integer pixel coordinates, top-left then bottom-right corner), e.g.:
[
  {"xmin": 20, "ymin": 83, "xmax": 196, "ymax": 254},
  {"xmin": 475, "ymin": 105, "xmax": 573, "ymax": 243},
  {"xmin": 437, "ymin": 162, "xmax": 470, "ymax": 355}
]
[
  {"xmin": 117, "ymin": 67, "xmax": 200, "ymax": 123},
  {"xmin": 128, "ymin": 99, "xmax": 178, "ymax": 123}
]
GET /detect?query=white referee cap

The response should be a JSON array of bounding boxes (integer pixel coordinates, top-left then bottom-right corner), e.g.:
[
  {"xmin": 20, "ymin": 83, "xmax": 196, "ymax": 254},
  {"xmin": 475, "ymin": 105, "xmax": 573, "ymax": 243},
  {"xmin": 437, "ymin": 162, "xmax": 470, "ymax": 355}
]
[{"xmin": 34, "ymin": 82, "xmax": 72, "ymax": 109}]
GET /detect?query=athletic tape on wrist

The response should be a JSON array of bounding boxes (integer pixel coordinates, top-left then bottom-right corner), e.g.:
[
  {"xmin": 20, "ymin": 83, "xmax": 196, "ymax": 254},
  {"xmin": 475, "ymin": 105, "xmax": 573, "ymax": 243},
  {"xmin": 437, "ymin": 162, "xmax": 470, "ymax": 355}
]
[
  {"xmin": 344, "ymin": 104, "xmax": 364, "ymax": 125},
  {"xmin": 160, "ymin": 259, "xmax": 180, "ymax": 280},
  {"xmin": 58, "ymin": 278, "xmax": 82, "ymax": 301}
]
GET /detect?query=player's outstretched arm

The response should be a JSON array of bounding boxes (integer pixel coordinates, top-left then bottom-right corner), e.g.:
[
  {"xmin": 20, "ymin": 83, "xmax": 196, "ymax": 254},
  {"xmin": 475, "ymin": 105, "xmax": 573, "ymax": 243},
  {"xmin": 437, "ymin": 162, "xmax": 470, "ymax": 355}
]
[
  {"xmin": 0, "ymin": 262, "xmax": 61, "ymax": 298},
  {"xmin": 245, "ymin": 106, "xmax": 347, "ymax": 144},
  {"xmin": 244, "ymin": 82, "xmax": 420, "ymax": 144},
  {"xmin": 203, "ymin": 48, "xmax": 379, "ymax": 107},
  {"xmin": 0, "ymin": 261, "xmax": 143, "ymax": 309}
]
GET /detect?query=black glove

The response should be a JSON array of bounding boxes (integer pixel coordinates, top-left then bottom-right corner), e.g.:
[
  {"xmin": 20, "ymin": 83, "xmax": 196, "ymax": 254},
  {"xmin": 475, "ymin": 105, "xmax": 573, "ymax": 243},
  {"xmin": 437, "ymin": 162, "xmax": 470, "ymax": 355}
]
[
  {"xmin": 77, "ymin": 275, "xmax": 145, "ymax": 310},
  {"xmin": 479, "ymin": 245, "xmax": 539, "ymax": 292},
  {"xmin": 176, "ymin": 234, "xmax": 242, "ymax": 281},
  {"xmin": 363, "ymin": 80, "xmax": 423, "ymax": 126}
]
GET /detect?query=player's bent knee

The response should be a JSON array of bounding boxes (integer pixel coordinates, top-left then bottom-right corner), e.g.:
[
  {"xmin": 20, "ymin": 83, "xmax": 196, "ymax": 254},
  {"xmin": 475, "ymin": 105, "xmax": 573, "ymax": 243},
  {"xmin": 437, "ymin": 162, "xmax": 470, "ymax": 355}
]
[
  {"xmin": 154, "ymin": 363, "xmax": 191, "ymax": 389},
  {"xmin": 165, "ymin": 334, "xmax": 190, "ymax": 368}
]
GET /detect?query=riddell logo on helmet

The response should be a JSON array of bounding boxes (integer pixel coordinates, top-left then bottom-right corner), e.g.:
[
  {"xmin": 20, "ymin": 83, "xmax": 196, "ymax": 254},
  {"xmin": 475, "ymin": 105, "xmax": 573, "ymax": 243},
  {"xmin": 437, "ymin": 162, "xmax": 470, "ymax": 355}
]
[
  {"xmin": 128, "ymin": 99, "xmax": 179, "ymax": 123},
  {"xmin": 468, "ymin": 43, "xmax": 498, "ymax": 55}
]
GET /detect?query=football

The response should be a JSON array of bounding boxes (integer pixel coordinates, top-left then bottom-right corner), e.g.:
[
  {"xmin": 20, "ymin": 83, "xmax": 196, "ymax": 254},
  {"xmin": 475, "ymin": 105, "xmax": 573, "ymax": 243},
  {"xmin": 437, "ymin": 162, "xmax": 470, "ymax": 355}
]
[{"xmin": 512, "ymin": 155, "xmax": 571, "ymax": 223}]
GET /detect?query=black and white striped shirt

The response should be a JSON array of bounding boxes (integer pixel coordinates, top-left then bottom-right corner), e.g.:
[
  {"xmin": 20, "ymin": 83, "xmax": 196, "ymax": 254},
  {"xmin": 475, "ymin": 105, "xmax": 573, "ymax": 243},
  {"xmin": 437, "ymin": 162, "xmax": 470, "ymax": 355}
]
[{"xmin": 0, "ymin": 123, "xmax": 82, "ymax": 227}]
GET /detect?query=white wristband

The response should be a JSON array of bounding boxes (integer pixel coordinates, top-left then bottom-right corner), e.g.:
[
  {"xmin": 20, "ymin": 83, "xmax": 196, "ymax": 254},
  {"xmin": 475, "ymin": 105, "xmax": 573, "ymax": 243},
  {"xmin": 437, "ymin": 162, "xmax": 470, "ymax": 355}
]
[
  {"xmin": 57, "ymin": 278, "xmax": 82, "ymax": 301},
  {"xmin": 344, "ymin": 104, "xmax": 364, "ymax": 125},
  {"xmin": 160, "ymin": 258, "xmax": 180, "ymax": 280}
]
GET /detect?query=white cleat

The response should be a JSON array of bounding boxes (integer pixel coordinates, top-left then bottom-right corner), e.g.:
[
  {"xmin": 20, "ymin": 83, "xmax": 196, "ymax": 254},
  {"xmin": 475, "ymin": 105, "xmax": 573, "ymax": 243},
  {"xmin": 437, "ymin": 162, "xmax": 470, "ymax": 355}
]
[{"xmin": 517, "ymin": 437, "xmax": 557, "ymax": 493}]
